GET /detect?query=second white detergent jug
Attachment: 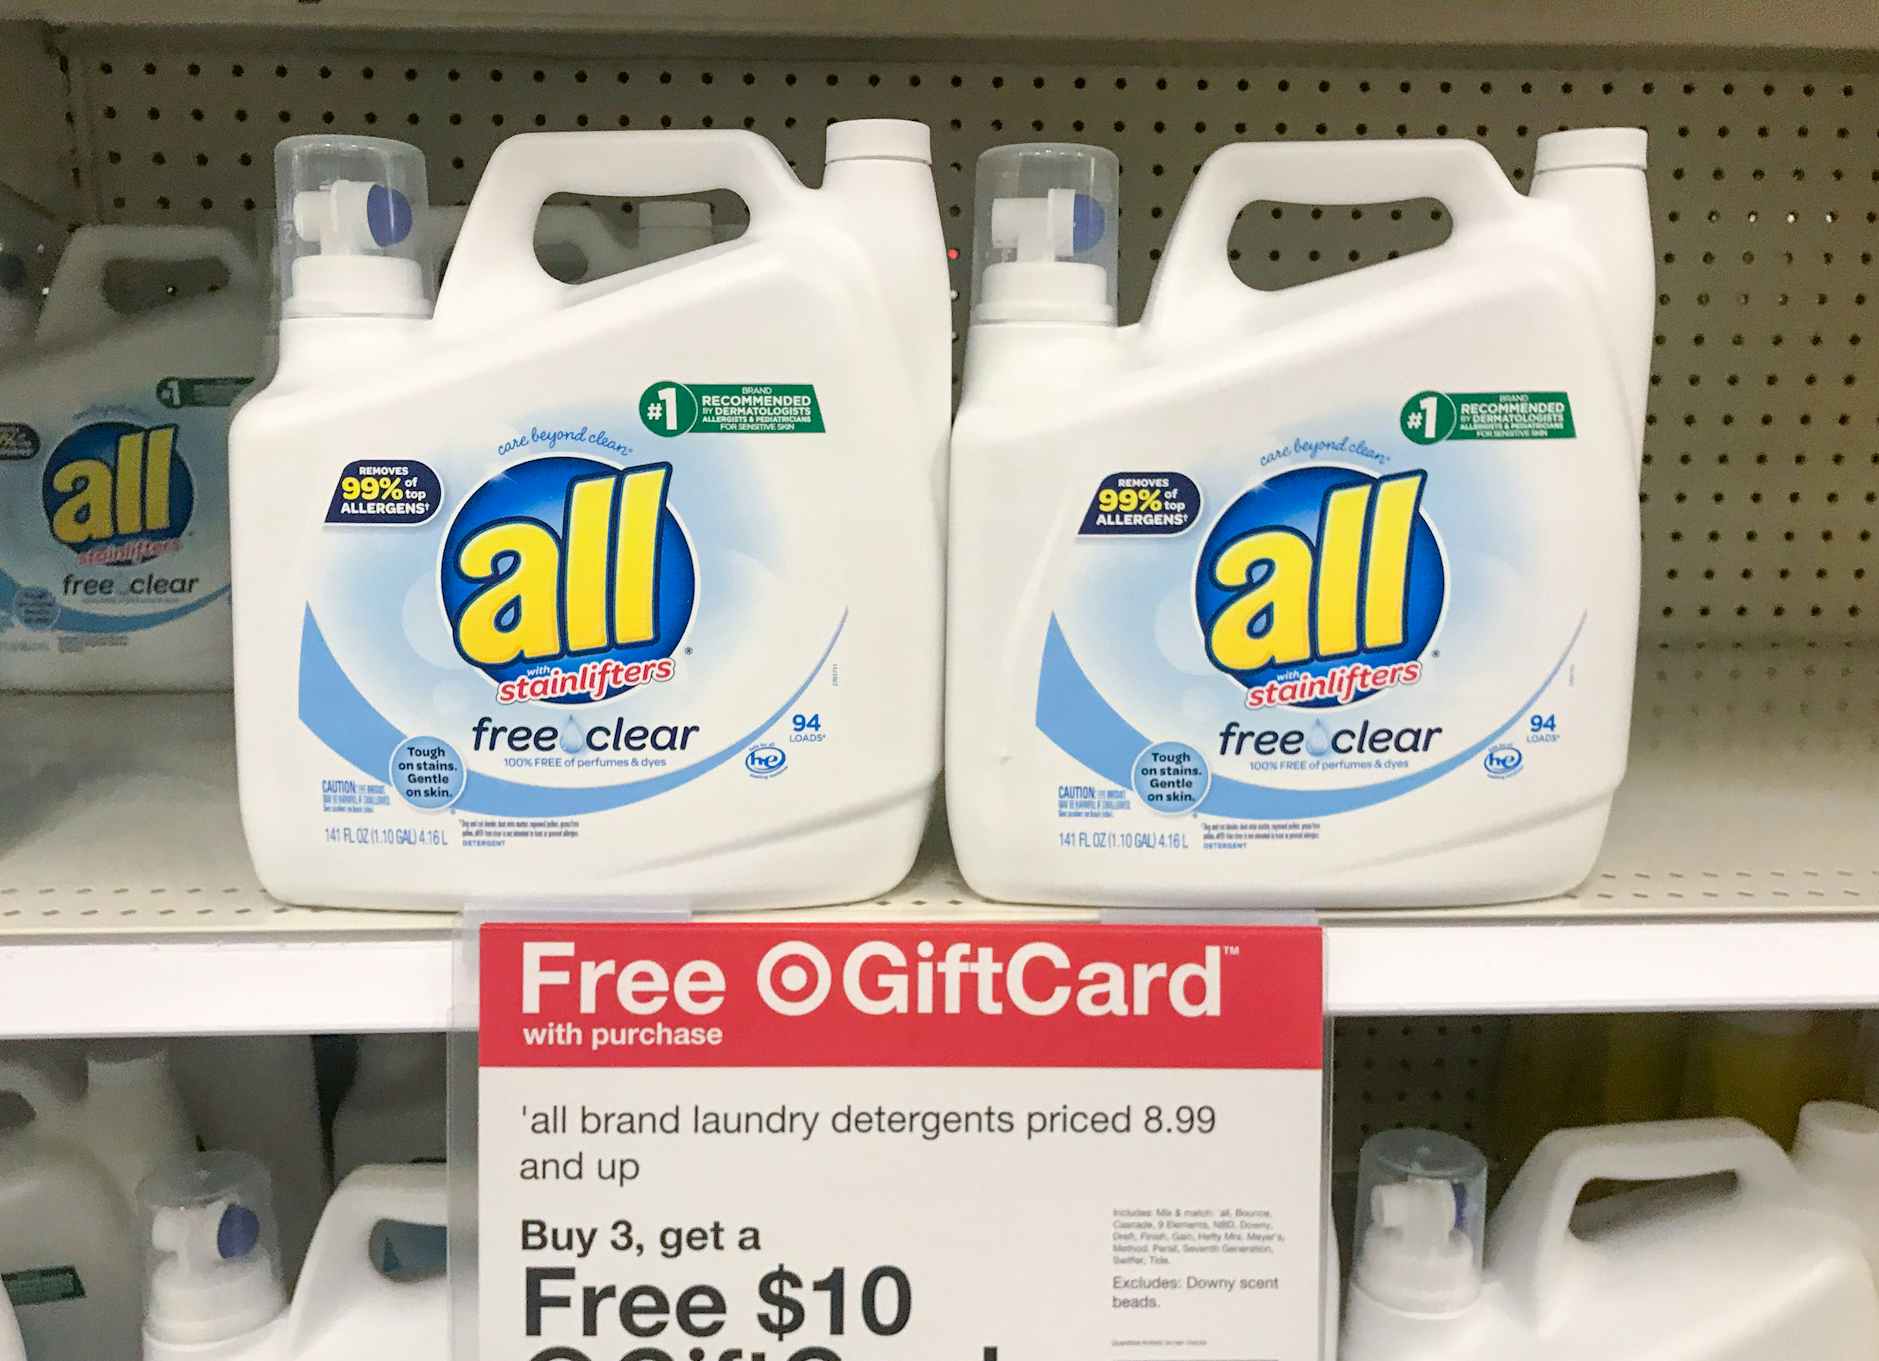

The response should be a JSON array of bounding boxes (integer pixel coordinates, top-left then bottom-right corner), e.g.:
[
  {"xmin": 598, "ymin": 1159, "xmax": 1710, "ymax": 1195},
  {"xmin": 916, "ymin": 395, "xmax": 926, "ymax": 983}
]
[
  {"xmin": 1339, "ymin": 1120, "xmax": 1879, "ymax": 1361},
  {"xmin": 0, "ymin": 224, "xmax": 263, "ymax": 691},
  {"xmin": 230, "ymin": 125, "xmax": 949, "ymax": 910},
  {"xmin": 948, "ymin": 130, "xmax": 1653, "ymax": 907},
  {"xmin": 0, "ymin": 1044, "xmax": 199, "ymax": 1361},
  {"xmin": 139, "ymin": 1154, "xmax": 447, "ymax": 1361}
]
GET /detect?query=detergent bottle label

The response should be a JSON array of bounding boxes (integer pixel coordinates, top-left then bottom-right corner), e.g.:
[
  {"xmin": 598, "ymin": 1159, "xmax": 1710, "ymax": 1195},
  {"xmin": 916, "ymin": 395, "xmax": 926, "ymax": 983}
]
[
  {"xmin": 295, "ymin": 397, "xmax": 846, "ymax": 851},
  {"xmin": 0, "ymin": 390, "xmax": 238, "ymax": 655},
  {"xmin": 1032, "ymin": 392, "xmax": 1588, "ymax": 849}
]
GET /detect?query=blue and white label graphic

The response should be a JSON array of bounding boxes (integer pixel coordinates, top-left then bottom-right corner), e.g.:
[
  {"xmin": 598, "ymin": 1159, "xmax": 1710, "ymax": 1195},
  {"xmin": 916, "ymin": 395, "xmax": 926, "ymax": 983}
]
[
  {"xmin": 440, "ymin": 456, "xmax": 695, "ymax": 705},
  {"xmin": 1034, "ymin": 403, "xmax": 1589, "ymax": 845},
  {"xmin": 295, "ymin": 411, "xmax": 849, "ymax": 848},
  {"xmin": 1195, "ymin": 465, "xmax": 1443, "ymax": 710},
  {"xmin": 0, "ymin": 399, "xmax": 232, "ymax": 650},
  {"xmin": 43, "ymin": 421, "xmax": 194, "ymax": 560},
  {"xmin": 392, "ymin": 736, "xmax": 467, "ymax": 810}
]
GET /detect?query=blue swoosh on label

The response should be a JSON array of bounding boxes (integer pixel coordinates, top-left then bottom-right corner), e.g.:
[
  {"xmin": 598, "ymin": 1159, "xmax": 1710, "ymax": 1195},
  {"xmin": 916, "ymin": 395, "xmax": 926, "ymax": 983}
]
[
  {"xmin": 298, "ymin": 606, "xmax": 845, "ymax": 818},
  {"xmin": 1035, "ymin": 613, "xmax": 1584, "ymax": 820},
  {"xmin": 0, "ymin": 569, "xmax": 228, "ymax": 633}
]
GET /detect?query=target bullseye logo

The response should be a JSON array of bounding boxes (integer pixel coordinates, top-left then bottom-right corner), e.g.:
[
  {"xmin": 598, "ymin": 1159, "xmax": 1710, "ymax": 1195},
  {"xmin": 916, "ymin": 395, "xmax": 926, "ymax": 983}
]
[{"xmin": 757, "ymin": 941, "xmax": 833, "ymax": 1016}]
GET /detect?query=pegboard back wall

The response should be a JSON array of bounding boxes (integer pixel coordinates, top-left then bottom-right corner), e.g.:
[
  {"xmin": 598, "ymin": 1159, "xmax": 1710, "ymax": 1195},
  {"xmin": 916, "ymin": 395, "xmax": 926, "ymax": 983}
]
[{"xmin": 54, "ymin": 37, "xmax": 1879, "ymax": 647}]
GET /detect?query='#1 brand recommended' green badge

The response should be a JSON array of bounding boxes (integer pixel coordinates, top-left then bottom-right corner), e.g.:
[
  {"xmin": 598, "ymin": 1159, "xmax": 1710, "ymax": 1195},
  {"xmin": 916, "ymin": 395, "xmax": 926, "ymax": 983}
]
[
  {"xmin": 640, "ymin": 381, "xmax": 826, "ymax": 437},
  {"xmin": 1401, "ymin": 389, "xmax": 1575, "ymax": 444}
]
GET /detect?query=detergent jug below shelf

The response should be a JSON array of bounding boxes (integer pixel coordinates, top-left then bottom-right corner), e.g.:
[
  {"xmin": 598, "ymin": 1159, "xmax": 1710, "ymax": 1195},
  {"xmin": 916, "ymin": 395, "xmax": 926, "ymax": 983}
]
[
  {"xmin": 1340, "ymin": 1119, "xmax": 1879, "ymax": 1361},
  {"xmin": 0, "ymin": 1044, "xmax": 199, "ymax": 1361},
  {"xmin": 0, "ymin": 224, "xmax": 264, "ymax": 691},
  {"xmin": 948, "ymin": 129, "xmax": 1653, "ymax": 907},
  {"xmin": 139, "ymin": 1154, "xmax": 448, "ymax": 1361}
]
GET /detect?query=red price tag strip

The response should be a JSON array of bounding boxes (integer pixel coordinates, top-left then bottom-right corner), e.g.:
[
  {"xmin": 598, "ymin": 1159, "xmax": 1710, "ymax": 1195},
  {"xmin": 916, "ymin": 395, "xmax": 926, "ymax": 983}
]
[{"xmin": 477, "ymin": 921, "xmax": 1325, "ymax": 1361}]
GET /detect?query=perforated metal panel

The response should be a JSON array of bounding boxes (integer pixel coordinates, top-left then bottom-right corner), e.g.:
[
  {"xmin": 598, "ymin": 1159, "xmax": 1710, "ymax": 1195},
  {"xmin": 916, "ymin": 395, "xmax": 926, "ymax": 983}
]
[{"xmin": 49, "ymin": 41, "xmax": 1879, "ymax": 647}]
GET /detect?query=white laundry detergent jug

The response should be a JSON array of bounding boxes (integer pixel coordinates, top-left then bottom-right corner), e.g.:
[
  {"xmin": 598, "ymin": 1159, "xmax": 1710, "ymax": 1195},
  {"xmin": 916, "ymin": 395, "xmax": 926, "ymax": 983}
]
[
  {"xmin": 139, "ymin": 1154, "xmax": 447, "ymax": 1361},
  {"xmin": 0, "ymin": 224, "xmax": 263, "ymax": 691},
  {"xmin": 1340, "ymin": 1119, "xmax": 1879, "ymax": 1361},
  {"xmin": 230, "ymin": 126, "xmax": 948, "ymax": 910},
  {"xmin": 0, "ymin": 1044, "xmax": 198, "ymax": 1361},
  {"xmin": 948, "ymin": 130, "xmax": 1652, "ymax": 907}
]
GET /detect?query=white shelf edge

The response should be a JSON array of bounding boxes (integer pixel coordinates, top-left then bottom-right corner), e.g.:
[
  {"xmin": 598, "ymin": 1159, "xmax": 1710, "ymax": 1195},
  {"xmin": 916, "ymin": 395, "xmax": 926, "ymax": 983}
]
[{"xmin": 6, "ymin": 913, "xmax": 1879, "ymax": 1037}]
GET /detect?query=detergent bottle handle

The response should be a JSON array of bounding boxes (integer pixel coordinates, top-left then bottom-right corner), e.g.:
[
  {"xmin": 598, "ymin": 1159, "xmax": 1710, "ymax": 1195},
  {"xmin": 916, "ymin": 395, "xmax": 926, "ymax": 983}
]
[
  {"xmin": 433, "ymin": 130, "xmax": 805, "ymax": 332},
  {"xmin": 1487, "ymin": 1118, "xmax": 1801, "ymax": 1326},
  {"xmin": 36, "ymin": 224, "xmax": 259, "ymax": 349},
  {"xmin": 284, "ymin": 1163, "xmax": 448, "ymax": 1349},
  {"xmin": 1142, "ymin": 139, "xmax": 1525, "ymax": 337},
  {"xmin": 0, "ymin": 1050, "xmax": 84, "ymax": 1135}
]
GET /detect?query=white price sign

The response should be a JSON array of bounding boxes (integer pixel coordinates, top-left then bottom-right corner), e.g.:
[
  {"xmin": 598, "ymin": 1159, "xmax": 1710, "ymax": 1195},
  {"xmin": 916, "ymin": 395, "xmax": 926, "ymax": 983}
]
[{"xmin": 475, "ymin": 922, "xmax": 1326, "ymax": 1361}]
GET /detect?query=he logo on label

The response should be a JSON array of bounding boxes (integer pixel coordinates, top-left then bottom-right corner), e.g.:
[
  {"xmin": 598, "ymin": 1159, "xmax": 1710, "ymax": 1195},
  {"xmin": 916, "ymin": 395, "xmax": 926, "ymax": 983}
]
[
  {"xmin": 1483, "ymin": 745, "xmax": 1525, "ymax": 779},
  {"xmin": 745, "ymin": 744, "xmax": 787, "ymax": 778}
]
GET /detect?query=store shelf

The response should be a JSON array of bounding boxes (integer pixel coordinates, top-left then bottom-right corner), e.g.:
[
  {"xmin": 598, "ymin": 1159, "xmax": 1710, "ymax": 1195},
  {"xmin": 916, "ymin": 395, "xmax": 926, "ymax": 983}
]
[
  {"xmin": 3, "ymin": 642, "xmax": 1877, "ymax": 1035},
  {"xmin": 1, "ymin": 0, "xmax": 1873, "ymax": 54}
]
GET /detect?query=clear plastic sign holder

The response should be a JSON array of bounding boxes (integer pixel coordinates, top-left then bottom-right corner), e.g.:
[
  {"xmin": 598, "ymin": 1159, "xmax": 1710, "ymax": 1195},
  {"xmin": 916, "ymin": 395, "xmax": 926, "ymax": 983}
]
[{"xmin": 450, "ymin": 898, "xmax": 1331, "ymax": 1361}]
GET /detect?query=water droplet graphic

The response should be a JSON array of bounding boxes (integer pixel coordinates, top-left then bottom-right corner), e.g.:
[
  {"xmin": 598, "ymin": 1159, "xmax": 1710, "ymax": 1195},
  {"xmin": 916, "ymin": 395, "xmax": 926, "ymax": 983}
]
[
  {"xmin": 558, "ymin": 715, "xmax": 584, "ymax": 755},
  {"xmin": 1305, "ymin": 719, "xmax": 1333, "ymax": 757}
]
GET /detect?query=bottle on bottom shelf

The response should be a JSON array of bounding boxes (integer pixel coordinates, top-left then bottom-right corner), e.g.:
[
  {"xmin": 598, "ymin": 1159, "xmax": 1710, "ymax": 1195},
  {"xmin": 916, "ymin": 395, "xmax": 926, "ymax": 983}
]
[
  {"xmin": 138, "ymin": 1154, "xmax": 449, "ymax": 1361},
  {"xmin": 0, "ymin": 1043, "xmax": 198, "ymax": 1361},
  {"xmin": 1341, "ymin": 1118, "xmax": 1879, "ymax": 1360},
  {"xmin": 169, "ymin": 1038, "xmax": 329, "ymax": 1286}
]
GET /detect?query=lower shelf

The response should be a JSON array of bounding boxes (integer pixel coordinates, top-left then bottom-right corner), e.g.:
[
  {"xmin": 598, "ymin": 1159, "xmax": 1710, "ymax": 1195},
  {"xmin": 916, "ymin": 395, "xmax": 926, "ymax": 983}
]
[{"xmin": 3, "ymin": 641, "xmax": 1877, "ymax": 1033}]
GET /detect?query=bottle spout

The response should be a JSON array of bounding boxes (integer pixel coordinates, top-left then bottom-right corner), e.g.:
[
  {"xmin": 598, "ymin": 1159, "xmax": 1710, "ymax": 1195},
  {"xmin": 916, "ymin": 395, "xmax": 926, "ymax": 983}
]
[{"xmin": 1530, "ymin": 129, "xmax": 1654, "ymax": 464}]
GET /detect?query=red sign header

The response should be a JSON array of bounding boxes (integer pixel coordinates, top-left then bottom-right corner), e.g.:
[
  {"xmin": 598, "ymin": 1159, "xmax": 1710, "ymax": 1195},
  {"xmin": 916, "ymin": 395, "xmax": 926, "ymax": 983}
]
[{"xmin": 479, "ymin": 922, "xmax": 1321, "ymax": 1070}]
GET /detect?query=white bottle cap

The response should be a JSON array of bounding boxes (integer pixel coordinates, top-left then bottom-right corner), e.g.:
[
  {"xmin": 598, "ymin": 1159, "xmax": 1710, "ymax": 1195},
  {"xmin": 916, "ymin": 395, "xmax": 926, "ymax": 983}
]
[
  {"xmin": 274, "ymin": 134, "xmax": 434, "ymax": 319},
  {"xmin": 1793, "ymin": 1101, "xmax": 1879, "ymax": 1181},
  {"xmin": 825, "ymin": 119, "xmax": 931, "ymax": 165},
  {"xmin": 1535, "ymin": 127, "xmax": 1649, "ymax": 174},
  {"xmin": 1351, "ymin": 1129, "xmax": 1487, "ymax": 1315},
  {"xmin": 973, "ymin": 143, "xmax": 1118, "ymax": 325},
  {"xmin": 139, "ymin": 1151, "xmax": 286, "ymax": 1347}
]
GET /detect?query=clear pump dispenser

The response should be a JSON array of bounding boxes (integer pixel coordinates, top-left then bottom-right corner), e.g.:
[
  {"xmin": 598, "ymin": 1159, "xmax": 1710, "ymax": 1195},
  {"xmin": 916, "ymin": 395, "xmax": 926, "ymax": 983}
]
[
  {"xmin": 972, "ymin": 143, "xmax": 1118, "ymax": 324},
  {"xmin": 138, "ymin": 1150, "xmax": 286, "ymax": 1351},
  {"xmin": 1351, "ymin": 1128, "xmax": 1488, "ymax": 1315},
  {"xmin": 274, "ymin": 135, "xmax": 434, "ymax": 319}
]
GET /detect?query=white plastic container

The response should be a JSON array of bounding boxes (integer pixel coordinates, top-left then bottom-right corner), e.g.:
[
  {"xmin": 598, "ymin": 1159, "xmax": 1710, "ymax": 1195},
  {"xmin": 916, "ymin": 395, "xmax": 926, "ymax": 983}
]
[
  {"xmin": 0, "ymin": 224, "xmax": 264, "ymax": 691},
  {"xmin": 0, "ymin": 1044, "xmax": 199, "ymax": 1361},
  {"xmin": 230, "ymin": 126, "xmax": 948, "ymax": 910},
  {"xmin": 170, "ymin": 1039, "xmax": 329, "ymax": 1285},
  {"xmin": 1340, "ymin": 1119, "xmax": 1879, "ymax": 1361},
  {"xmin": 139, "ymin": 1155, "xmax": 447, "ymax": 1361},
  {"xmin": 948, "ymin": 131, "xmax": 1653, "ymax": 907},
  {"xmin": 1792, "ymin": 1100, "xmax": 1879, "ymax": 1286}
]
